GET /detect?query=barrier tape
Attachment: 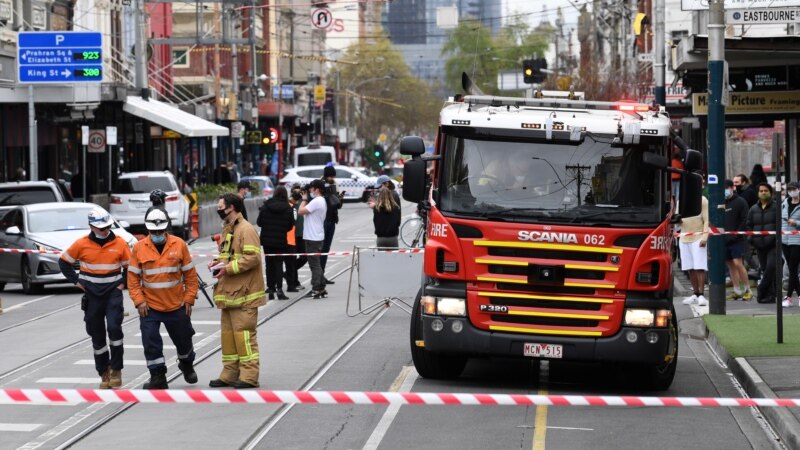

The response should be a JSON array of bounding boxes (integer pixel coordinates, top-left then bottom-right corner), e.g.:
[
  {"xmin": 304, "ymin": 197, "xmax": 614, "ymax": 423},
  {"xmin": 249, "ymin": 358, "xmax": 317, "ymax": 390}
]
[
  {"xmin": 675, "ymin": 229, "xmax": 800, "ymax": 237},
  {"xmin": 0, "ymin": 248, "xmax": 425, "ymax": 258},
  {"xmin": 1, "ymin": 389, "xmax": 799, "ymax": 407}
]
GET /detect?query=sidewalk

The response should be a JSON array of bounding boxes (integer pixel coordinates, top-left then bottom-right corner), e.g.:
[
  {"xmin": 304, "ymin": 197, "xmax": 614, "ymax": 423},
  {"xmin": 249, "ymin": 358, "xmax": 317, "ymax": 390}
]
[{"xmin": 674, "ymin": 273, "xmax": 800, "ymax": 449}]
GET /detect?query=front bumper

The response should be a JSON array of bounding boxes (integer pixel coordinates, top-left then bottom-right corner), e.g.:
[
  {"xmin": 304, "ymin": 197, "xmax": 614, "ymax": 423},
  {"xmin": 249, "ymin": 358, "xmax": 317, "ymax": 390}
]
[
  {"xmin": 421, "ymin": 316, "xmax": 673, "ymax": 365},
  {"xmin": 29, "ymin": 254, "xmax": 69, "ymax": 284}
]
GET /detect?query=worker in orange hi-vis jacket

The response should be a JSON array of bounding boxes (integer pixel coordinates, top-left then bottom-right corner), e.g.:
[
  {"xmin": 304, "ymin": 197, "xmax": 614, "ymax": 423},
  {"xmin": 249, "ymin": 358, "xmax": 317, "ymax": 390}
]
[
  {"xmin": 128, "ymin": 208, "xmax": 199, "ymax": 389},
  {"xmin": 59, "ymin": 208, "xmax": 131, "ymax": 389}
]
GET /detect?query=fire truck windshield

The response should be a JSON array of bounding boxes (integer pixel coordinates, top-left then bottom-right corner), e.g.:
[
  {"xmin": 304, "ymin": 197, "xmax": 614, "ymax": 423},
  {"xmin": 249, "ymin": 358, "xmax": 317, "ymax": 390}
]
[{"xmin": 439, "ymin": 132, "xmax": 665, "ymax": 225}]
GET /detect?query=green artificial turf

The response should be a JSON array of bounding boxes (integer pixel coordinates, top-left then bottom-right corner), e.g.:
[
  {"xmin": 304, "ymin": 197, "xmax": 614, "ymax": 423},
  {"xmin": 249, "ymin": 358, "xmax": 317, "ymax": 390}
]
[{"xmin": 704, "ymin": 314, "xmax": 800, "ymax": 357}]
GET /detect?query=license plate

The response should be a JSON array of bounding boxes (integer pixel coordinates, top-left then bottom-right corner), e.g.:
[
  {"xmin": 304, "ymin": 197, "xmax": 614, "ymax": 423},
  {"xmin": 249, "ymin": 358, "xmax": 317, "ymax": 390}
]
[{"xmin": 523, "ymin": 342, "xmax": 563, "ymax": 359}]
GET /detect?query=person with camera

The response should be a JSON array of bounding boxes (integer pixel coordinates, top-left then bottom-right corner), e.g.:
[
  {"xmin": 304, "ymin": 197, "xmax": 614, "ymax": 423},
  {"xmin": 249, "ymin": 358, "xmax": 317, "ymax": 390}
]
[
  {"xmin": 320, "ymin": 165, "xmax": 344, "ymax": 284},
  {"xmin": 59, "ymin": 208, "xmax": 131, "ymax": 389},
  {"xmin": 208, "ymin": 193, "xmax": 266, "ymax": 388},
  {"xmin": 127, "ymin": 209, "xmax": 199, "ymax": 389},
  {"xmin": 257, "ymin": 186, "xmax": 294, "ymax": 300},
  {"xmin": 298, "ymin": 179, "xmax": 328, "ymax": 298}
]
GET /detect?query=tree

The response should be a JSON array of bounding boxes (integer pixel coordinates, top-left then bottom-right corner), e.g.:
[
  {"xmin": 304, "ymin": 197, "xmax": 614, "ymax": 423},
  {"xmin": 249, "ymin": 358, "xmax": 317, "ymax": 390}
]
[
  {"xmin": 441, "ymin": 17, "xmax": 549, "ymax": 95},
  {"xmin": 330, "ymin": 34, "xmax": 439, "ymax": 166}
]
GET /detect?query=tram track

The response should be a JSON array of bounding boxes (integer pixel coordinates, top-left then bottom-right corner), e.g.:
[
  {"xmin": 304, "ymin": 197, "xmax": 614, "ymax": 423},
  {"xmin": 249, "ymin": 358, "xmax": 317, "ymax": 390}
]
[{"xmin": 46, "ymin": 264, "xmax": 355, "ymax": 450}]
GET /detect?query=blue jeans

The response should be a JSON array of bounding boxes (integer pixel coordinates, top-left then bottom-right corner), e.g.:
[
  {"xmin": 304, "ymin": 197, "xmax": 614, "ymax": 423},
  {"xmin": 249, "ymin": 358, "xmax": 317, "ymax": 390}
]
[
  {"xmin": 85, "ymin": 288, "xmax": 124, "ymax": 375},
  {"xmin": 321, "ymin": 220, "xmax": 336, "ymax": 270},
  {"xmin": 139, "ymin": 307, "xmax": 195, "ymax": 370}
]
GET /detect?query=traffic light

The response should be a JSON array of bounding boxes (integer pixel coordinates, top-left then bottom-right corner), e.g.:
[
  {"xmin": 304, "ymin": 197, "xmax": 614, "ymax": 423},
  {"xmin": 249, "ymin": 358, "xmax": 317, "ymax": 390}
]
[
  {"xmin": 522, "ymin": 58, "xmax": 548, "ymax": 84},
  {"xmin": 523, "ymin": 59, "xmax": 534, "ymax": 84}
]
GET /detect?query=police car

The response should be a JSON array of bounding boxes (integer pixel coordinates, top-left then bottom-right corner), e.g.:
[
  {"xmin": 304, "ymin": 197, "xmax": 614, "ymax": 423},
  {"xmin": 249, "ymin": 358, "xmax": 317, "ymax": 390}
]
[{"xmin": 279, "ymin": 165, "xmax": 378, "ymax": 202}]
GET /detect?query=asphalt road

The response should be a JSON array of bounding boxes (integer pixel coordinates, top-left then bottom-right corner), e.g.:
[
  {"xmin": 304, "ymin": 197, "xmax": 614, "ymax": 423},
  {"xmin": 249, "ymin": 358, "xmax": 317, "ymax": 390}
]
[{"xmin": 0, "ymin": 201, "xmax": 786, "ymax": 449}]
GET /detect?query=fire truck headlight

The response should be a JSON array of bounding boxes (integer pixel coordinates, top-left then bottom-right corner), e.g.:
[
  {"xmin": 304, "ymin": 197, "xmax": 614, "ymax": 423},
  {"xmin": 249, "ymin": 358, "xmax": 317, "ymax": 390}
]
[
  {"xmin": 624, "ymin": 309, "xmax": 655, "ymax": 327},
  {"xmin": 436, "ymin": 297, "xmax": 467, "ymax": 317}
]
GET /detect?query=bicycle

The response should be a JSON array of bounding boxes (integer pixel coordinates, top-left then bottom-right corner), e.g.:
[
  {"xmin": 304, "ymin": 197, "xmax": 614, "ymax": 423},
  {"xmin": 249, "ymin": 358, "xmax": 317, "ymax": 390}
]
[{"xmin": 399, "ymin": 207, "xmax": 427, "ymax": 248}]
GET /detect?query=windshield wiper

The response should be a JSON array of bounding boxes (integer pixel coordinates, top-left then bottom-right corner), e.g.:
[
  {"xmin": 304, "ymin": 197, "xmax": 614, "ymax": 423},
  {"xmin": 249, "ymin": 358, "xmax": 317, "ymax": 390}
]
[{"xmin": 569, "ymin": 210, "xmax": 653, "ymax": 223}]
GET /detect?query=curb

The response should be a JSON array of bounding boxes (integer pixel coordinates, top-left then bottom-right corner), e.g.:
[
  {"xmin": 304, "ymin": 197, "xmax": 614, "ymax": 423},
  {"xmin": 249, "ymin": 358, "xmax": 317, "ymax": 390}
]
[{"xmin": 705, "ymin": 326, "xmax": 800, "ymax": 449}]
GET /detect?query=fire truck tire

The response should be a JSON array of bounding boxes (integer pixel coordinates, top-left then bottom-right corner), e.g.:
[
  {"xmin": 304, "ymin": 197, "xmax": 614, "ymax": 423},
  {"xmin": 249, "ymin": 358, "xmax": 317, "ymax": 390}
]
[
  {"xmin": 410, "ymin": 290, "xmax": 468, "ymax": 379},
  {"xmin": 636, "ymin": 305, "xmax": 679, "ymax": 391}
]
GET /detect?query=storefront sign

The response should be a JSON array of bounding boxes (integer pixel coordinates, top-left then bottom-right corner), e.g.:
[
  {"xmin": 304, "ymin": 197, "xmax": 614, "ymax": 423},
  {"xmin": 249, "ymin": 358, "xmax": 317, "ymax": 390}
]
[
  {"xmin": 692, "ymin": 90, "xmax": 800, "ymax": 115},
  {"xmin": 683, "ymin": 0, "xmax": 800, "ymax": 10}
]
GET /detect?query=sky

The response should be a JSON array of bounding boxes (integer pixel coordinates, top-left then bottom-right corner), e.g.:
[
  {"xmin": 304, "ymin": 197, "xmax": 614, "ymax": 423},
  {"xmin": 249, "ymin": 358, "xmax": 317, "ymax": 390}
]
[{"xmin": 504, "ymin": 0, "xmax": 583, "ymax": 29}]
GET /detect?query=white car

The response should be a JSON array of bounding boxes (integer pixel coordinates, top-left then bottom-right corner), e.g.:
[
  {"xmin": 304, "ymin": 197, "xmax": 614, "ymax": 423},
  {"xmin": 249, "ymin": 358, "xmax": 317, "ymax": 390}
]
[
  {"xmin": 109, "ymin": 171, "xmax": 191, "ymax": 238},
  {"xmin": 280, "ymin": 165, "xmax": 378, "ymax": 202}
]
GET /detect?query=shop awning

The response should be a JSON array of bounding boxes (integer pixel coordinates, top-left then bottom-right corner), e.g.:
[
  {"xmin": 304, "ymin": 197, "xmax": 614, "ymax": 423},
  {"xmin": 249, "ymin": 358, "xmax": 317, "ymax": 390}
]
[{"xmin": 123, "ymin": 96, "xmax": 229, "ymax": 137}]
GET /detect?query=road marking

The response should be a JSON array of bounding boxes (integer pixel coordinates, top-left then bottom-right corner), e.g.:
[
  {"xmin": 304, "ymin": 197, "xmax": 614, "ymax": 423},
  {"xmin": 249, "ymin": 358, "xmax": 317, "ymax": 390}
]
[
  {"xmin": 0, "ymin": 423, "xmax": 41, "ymax": 432},
  {"xmin": 532, "ymin": 360, "xmax": 549, "ymax": 450},
  {"xmin": 363, "ymin": 366, "xmax": 418, "ymax": 450},
  {"xmin": 123, "ymin": 344, "xmax": 175, "ymax": 350},
  {"xmin": 134, "ymin": 332, "xmax": 204, "ymax": 337},
  {"xmin": 2, "ymin": 295, "xmax": 55, "ymax": 312},
  {"xmin": 36, "ymin": 378, "xmax": 100, "ymax": 384},
  {"xmin": 74, "ymin": 360, "xmax": 146, "ymax": 366},
  {"xmin": 547, "ymin": 426, "xmax": 594, "ymax": 431}
]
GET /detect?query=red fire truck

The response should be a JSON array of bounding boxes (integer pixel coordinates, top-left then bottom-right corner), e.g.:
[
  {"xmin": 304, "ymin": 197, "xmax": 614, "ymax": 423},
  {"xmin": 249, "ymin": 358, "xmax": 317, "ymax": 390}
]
[{"xmin": 401, "ymin": 91, "xmax": 702, "ymax": 390}]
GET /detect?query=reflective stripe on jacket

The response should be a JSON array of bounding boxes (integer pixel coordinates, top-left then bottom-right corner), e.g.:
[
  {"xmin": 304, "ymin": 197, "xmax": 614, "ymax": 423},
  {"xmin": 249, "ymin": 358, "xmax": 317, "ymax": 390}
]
[
  {"xmin": 128, "ymin": 234, "xmax": 199, "ymax": 312},
  {"xmin": 213, "ymin": 213, "xmax": 266, "ymax": 308},
  {"xmin": 59, "ymin": 232, "xmax": 131, "ymax": 297}
]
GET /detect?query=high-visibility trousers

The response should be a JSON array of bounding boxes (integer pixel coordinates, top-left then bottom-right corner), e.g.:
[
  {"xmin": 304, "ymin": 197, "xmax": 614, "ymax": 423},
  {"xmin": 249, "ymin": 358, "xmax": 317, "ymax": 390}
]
[{"xmin": 219, "ymin": 306, "xmax": 260, "ymax": 385}]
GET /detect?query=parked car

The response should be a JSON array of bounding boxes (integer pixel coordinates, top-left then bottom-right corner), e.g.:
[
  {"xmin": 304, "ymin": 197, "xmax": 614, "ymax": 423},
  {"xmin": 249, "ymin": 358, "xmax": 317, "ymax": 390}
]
[
  {"xmin": 240, "ymin": 175, "xmax": 274, "ymax": 198},
  {"xmin": 0, "ymin": 203, "xmax": 137, "ymax": 294},
  {"xmin": 279, "ymin": 165, "xmax": 378, "ymax": 202},
  {"xmin": 0, "ymin": 179, "xmax": 74, "ymax": 214},
  {"xmin": 109, "ymin": 171, "xmax": 191, "ymax": 238}
]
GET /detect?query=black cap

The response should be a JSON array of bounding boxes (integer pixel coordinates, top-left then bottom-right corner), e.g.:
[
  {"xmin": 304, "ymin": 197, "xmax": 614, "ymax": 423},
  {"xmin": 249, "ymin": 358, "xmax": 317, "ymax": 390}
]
[{"xmin": 323, "ymin": 166, "xmax": 336, "ymax": 178}]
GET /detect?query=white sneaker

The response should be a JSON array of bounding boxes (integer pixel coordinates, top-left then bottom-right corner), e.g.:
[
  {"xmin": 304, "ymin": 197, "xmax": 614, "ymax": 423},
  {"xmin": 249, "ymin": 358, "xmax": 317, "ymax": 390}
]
[
  {"xmin": 682, "ymin": 295, "xmax": 697, "ymax": 305},
  {"xmin": 696, "ymin": 295, "xmax": 708, "ymax": 306},
  {"xmin": 782, "ymin": 297, "xmax": 793, "ymax": 308}
]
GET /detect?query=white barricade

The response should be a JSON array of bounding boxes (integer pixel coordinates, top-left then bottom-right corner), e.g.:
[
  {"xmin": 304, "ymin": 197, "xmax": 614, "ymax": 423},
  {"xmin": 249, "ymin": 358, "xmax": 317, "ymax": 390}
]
[{"xmin": 346, "ymin": 246, "xmax": 423, "ymax": 316}]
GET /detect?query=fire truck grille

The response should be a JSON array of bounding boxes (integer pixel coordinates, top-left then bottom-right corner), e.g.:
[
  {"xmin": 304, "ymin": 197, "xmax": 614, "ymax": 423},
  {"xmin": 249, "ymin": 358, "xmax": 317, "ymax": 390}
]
[
  {"xmin": 491, "ymin": 314, "xmax": 599, "ymax": 328},
  {"xmin": 496, "ymin": 283, "xmax": 595, "ymax": 295},
  {"xmin": 487, "ymin": 247, "xmax": 606, "ymax": 262},
  {"xmin": 488, "ymin": 296, "xmax": 603, "ymax": 311},
  {"xmin": 488, "ymin": 265, "xmax": 606, "ymax": 280}
]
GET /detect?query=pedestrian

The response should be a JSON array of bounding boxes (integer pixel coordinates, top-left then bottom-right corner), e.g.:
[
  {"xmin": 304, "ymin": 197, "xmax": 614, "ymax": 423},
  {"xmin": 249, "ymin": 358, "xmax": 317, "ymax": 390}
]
[
  {"xmin": 372, "ymin": 187, "xmax": 401, "ymax": 248},
  {"xmin": 208, "ymin": 193, "xmax": 266, "ymax": 389},
  {"xmin": 257, "ymin": 185, "xmax": 294, "ymax": 300},
  {"xmin": 284, "ymin": 188, "xmax": 304, "ymax": 292},
  {"xmin": 227, "ymin": 161, "xmax": 240, "ymax": 183},
  {"xmin": 373, "ymin": 174, "xmax": 401, "ymax": 207},
  {"xmin": 680, "ymin": 195, "xmax": 709, "ymax": 306},
  {"xmin": 298, "ymin": 179, "xmax": 328, "ymax": 299},
  {"xmin": 733, "ymin": 174, "xmax": 757, "ymax": 207},
  {"xmin": 236, "ymin": 180, "xmax": 252, "ymax": 221},
  {"xmin": 746, "ymin": 182, "xmax": 778, "ymax": 303},
  {"xmin": 15, "ymin": 167, "xmax": 26, "ymax": 181},
  {"xmin": 782, "ymin": 181, "xmax": 800, "ymax": 307},
  {"xmin": 213, "ymin": 162, "xmax": 232, "ymax": 184},
  {"xmin": 750, "ymin": 164, "xmax": 767, "ymax": 188},
  {"xmin": 670, "ymin": 148, "xmax": 683, "ymax": 202},
  {"xmin": 58, "ymin": 208, "xmax": 131, "ymax": 389},
  {"xmin": 320, "ymin": 165, "xmax": 344, "ymax": 285},
  {"xmin": 724, "ymin": 179, "xmax": 753, "ymax": 301},
  {"xmin": 127, "ymin": 209, "xmax": 199, "ymax": 389}
]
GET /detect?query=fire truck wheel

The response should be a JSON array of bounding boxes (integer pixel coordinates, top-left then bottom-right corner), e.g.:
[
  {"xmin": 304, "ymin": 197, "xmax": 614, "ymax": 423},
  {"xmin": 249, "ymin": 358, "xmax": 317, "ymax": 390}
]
[
  {"xmin": 409, "ymin": 289, "xmax": 467, "ymax": 379},
  {"xmin": 635, "ymin": 305, "xmax": 679, "ymax": 391}
]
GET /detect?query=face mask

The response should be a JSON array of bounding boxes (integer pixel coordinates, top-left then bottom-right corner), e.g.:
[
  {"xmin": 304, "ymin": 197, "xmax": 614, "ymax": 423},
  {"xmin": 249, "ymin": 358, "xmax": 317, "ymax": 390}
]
[
  {"xmin": 724, "ymin": 189, "xmax": 733, "ymax": 199},
  {"xmin": 244, "ymin": 191, "xmax": 252, "ymax": 199},
  {"xmin": 735, "ymin": 185, "xmax": 743, "ymax": 193},
  {"xmin": 217, "ymin": 208, "xmax": 229, "ymax": 220},
  {"xmin": 92, "ymin": 229, "xmax": 110, "ymax": 240},
  {"xmin": 790, "ymin": 191, "xmax": 800, "ymax": 199},
  {"xmin": 759, "ymin": 193, "xmax": 771, "ymax": 201},
  {"xmin": 309, "ymin": 192, "xmax": 316, "ymax": 199},
  {"xmin": 150, "ymin": 234, "xmax": 166, "ymax": 244}
]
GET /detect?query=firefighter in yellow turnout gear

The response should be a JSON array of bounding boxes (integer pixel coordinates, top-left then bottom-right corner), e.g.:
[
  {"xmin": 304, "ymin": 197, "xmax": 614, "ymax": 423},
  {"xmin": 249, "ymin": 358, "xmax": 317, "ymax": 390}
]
[{"xmin": 208, "ymin": 194, "xmax": 266, "ymax": 389}]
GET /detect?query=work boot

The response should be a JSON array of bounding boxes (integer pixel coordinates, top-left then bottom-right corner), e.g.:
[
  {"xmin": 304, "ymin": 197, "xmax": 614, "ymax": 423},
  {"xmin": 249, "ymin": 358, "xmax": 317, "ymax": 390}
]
[
  {"xmin": 209, "ymin": 379, "xmax": 231, "ymax": 388},
  {"xmin": 178, "ymin": 360, "xmax": 198, "ymax": 384},
  {"xmin": 99, "ymin": 368, "xmax": 111, "ymax": 389},
  {"xmin": 143, "ymin": 368, "xmax": 168, "ymax": 390},
  {"xmin": 108, "ymin": 369, "xmax": 122, "ymax": 389},
  {"xmin": 276, "ymin": 289, "xmax": 289, "ymax": 300}
]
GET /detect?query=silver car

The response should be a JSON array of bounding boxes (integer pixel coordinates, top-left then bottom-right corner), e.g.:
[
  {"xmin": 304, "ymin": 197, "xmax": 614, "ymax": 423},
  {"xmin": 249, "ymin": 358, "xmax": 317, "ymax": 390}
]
[{"xmin": 0, "ymin": 203, "xmax": 137, "ymax": 294}]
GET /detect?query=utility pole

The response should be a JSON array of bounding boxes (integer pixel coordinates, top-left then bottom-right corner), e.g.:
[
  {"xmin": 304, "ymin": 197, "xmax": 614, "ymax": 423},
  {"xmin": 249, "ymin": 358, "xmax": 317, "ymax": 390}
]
[
  {"xmin": 135, "ymin": 0, "xmax": 149, "ymax": 100},
  {"xmin": 707, "ymin": 0, "xmax": 726, "ymax": 315},
  {"xmin": 566, "ymin": 164, "xmax": 590, "ymax": 206},
  {"xmin": 654, "ymin": 0, "xmax": 666, "ymax": 105}
]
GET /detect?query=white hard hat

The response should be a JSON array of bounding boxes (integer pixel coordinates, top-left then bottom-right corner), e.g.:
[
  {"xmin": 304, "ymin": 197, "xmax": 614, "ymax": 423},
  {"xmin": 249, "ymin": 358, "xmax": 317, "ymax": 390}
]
[
  {"xmin": 145, "ymin": 209, "xmax": 169, "ymax": 231},
  {"xmin": 88, "ymin": 208, "xmax": 114, "ymax": 228}
]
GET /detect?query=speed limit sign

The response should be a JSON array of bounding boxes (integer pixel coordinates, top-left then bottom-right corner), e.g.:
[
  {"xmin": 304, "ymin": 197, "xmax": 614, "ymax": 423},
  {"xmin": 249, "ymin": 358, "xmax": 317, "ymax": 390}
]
[{"xmin": 87, "ymin": 130, "xmax": 106, "ymax": 153}]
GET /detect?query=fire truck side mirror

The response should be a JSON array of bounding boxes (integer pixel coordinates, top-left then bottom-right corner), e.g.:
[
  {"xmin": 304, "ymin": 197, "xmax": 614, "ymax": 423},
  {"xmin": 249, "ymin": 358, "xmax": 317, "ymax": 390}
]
[
  {"xmin": 399, "ymin": 136, "xmax": 426, "ymax": 156},
  {"xmin": 402, "ymin": 159, "xmax": 427, "ymax": 203},
  {"xmin": 679, "ymin": 149, "xmax": 704, "ymax": 218}
]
